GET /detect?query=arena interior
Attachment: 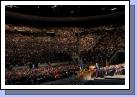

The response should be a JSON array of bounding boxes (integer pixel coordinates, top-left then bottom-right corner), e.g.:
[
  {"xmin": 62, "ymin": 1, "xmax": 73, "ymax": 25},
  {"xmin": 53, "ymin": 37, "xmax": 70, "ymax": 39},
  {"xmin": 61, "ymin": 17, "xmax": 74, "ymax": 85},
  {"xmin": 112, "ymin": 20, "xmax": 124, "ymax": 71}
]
[{"xmin": 5, "ymin": 5, "xmax": 125, "ymax": 85}]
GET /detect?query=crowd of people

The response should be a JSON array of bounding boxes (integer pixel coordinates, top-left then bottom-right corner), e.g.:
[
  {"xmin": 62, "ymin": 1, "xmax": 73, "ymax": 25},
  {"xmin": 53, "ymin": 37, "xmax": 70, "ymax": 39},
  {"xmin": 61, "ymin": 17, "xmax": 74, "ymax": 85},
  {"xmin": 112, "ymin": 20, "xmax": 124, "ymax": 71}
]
[
  {"xmin": 5, "ymin": 63, "xmax": 125, "ymax": 85},
  {"xmin": 5, "ymin": 64, "xmax": 80, "ymax": 85},
  {"xmin": 82, "ymin": 25, "xmax": 125, "ymax": 65},
  {"xmin": 5, "ymin": 23, "xmax": 125, "ymax": 84},
  {"xmin": 5, "ymin": 24, "xmax": 124, "ymax": 66},
  {"xmin": 95, "ymin": 63, "xmax": 125, "ymax": 78},
  {"xmin": 77, "ymin": 63, "xmax": 125, "ymax": 80}
]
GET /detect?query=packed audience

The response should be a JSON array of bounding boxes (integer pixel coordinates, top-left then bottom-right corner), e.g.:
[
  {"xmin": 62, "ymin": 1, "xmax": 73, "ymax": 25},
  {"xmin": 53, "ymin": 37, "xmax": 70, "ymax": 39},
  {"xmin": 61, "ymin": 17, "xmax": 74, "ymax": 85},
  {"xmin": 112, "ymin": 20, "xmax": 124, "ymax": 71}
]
[
  {"xmin": 5, "ymin": 24, "xmax": 125, "ymax": 84},
  {"xmin": 82, "ymin": 26, "xmax": 125, "ymax": 65},
  {"xmin": 95, "ymin": 63, "xmax": 125, "ymax": 78},
  {"xmin": 77, "ymin": 63, "xmax": 125, "ymax": 80},
  {"xmin": 5, "ymin": 63, "xmax": 125, "ymax": 85},
  {"xmin": 5, "ymin": 24, "xmax": 124, "ymax": 66},
  {"xmin": 5, "ymin": 64, "xmax": 80, "ymax": 85}
]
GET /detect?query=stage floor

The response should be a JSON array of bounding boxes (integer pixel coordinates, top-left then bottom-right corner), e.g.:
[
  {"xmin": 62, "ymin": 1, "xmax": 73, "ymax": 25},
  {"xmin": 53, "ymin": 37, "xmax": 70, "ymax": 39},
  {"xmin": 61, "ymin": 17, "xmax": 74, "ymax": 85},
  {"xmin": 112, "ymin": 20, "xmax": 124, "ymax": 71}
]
[{"xmin": 40, "ymin": 75, "xmax": 125, "ymax": 85}]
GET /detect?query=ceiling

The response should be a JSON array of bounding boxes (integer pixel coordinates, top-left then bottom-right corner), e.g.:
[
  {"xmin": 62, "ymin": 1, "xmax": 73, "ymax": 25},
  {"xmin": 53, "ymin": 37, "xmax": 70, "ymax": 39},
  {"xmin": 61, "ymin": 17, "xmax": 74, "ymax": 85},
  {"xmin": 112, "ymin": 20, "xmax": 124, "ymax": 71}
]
[{"xmin": 6, "ymin": 5, "xmax": 125, "ymax": 17}]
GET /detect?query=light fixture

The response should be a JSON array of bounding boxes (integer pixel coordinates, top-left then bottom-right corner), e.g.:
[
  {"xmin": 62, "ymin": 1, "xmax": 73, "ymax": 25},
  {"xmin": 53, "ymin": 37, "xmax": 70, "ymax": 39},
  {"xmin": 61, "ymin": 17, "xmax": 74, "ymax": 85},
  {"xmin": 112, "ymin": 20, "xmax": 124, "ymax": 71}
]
[
  {"xmin": 6, "ymin": 5, "xmax": 19, "ymax": 8},
  {"xmin": 110, "ymin": 8, "xmax": 117, "ymax": 11},
  {"xmin": 51, "ymin": 5, "xmax": 58, "ymax": 9}
]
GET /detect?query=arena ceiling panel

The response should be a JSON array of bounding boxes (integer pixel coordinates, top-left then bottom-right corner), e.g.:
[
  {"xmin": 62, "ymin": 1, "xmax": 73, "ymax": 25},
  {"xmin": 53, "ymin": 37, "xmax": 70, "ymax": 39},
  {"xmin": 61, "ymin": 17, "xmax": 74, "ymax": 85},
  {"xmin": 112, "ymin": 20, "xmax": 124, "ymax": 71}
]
[{"xmin": 5, "ymin": 5, "xmax": 125, "ymax": 17}]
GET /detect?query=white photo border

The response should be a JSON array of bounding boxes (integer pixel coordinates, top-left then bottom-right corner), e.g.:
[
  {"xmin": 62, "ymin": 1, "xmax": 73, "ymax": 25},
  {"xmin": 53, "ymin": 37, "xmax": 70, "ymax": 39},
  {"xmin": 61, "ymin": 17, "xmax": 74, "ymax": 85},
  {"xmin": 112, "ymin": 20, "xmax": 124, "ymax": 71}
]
[{"xmin": 1, "ymin": 1, "xmax": 129, "ymax": 90}]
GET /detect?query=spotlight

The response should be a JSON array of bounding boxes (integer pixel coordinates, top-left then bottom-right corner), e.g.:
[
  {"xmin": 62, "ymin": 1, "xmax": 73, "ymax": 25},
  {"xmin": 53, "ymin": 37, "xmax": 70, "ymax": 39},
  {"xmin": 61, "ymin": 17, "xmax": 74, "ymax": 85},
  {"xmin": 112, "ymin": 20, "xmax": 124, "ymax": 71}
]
[{"xmin": 110, "ymin": 8, "xmax": 117, "ymax": 11}]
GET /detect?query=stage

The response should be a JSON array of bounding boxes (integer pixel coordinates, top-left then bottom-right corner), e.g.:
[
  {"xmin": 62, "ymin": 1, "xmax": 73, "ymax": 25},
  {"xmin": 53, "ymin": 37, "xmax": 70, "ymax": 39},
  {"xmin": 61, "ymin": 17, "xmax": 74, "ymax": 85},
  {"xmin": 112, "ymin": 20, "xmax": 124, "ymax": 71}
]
[{"xmin": 40, "ymin": 75, "xmax": 125, "ymax": 85}]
